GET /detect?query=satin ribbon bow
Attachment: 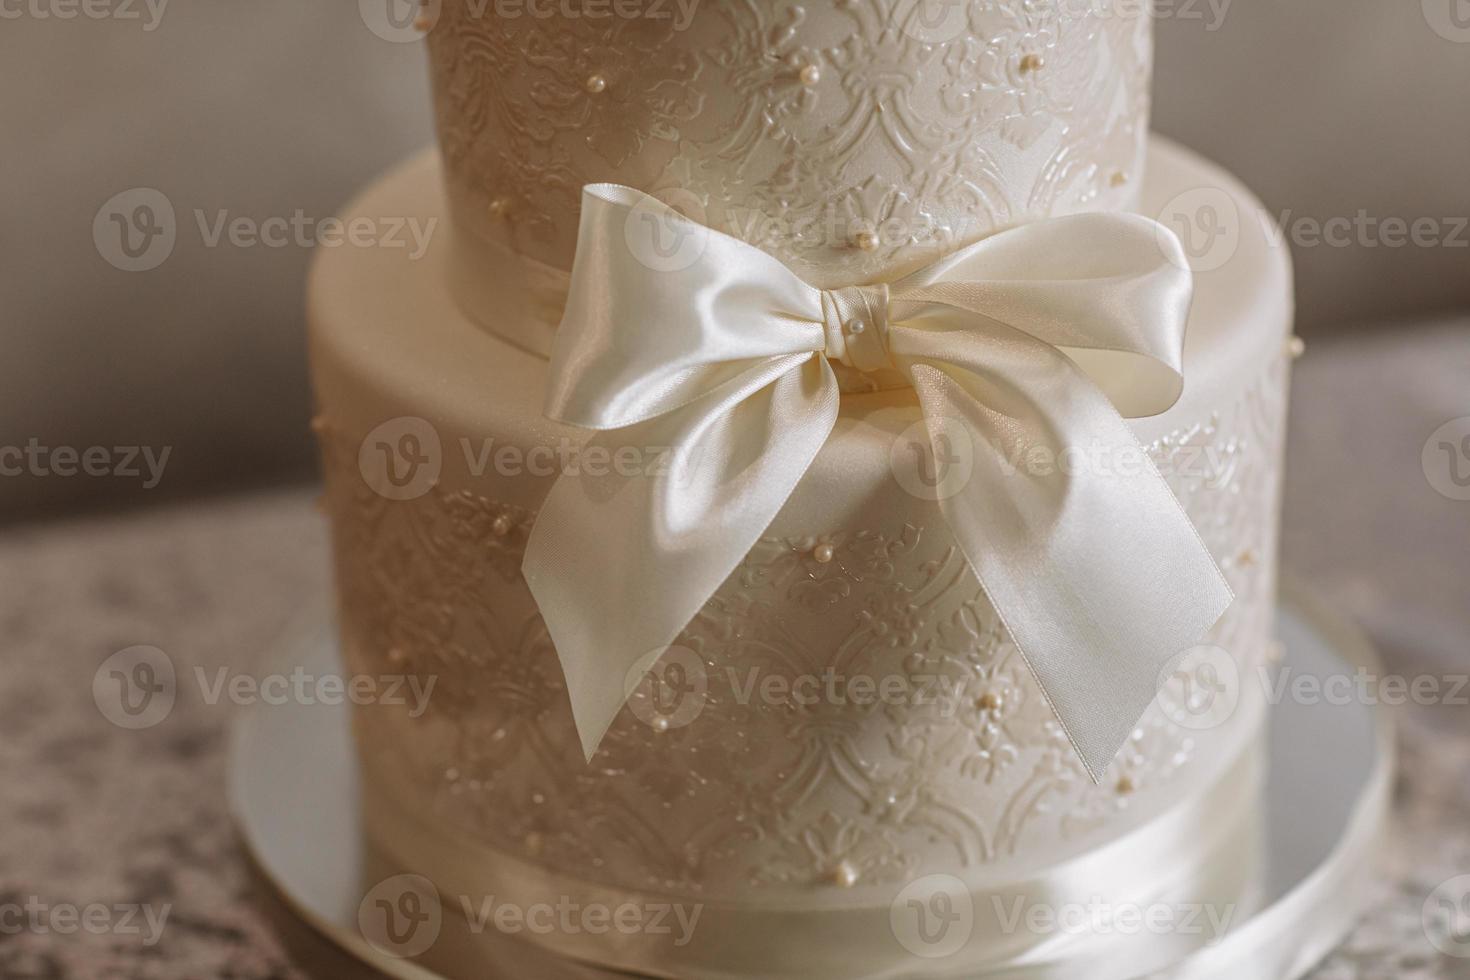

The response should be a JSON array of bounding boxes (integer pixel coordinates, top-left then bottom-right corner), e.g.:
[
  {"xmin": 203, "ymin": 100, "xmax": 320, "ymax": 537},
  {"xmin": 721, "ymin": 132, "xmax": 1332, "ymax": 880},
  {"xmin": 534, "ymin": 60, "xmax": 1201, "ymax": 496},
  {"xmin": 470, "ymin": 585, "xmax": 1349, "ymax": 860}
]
[{"xmin": 523, "ymin": 184, "xmax": 1232, "ymax": 780}]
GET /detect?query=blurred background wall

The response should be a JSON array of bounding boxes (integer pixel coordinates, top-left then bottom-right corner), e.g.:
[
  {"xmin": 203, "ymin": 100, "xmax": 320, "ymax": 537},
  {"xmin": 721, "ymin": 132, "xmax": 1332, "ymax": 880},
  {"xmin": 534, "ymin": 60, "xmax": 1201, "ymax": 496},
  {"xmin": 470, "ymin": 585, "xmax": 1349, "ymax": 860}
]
[
  {"xmin": 1153, "ymin": 0, "xmax": 1470, "ymax": 331},
  {"xmin": 2, "ymin": 0, "xmax": 1468, "ymax": 524}
]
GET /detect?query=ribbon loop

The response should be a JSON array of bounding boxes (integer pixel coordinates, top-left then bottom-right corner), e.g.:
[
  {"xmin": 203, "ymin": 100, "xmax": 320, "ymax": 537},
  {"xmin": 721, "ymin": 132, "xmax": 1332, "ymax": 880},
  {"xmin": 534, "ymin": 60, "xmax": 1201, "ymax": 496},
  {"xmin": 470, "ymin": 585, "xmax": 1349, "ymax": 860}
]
[{"xmin": 523, "ymin": 183, "xmax": 1234, "ymax": 779}]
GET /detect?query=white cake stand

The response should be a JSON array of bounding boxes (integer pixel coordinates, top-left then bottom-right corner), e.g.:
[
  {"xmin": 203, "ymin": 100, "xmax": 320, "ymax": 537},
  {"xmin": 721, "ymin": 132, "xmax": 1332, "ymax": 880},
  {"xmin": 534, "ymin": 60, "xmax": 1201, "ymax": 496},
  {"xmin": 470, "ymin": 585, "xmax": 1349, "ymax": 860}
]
[{"xmin": 229, "ymin": 586, "xmax": 1392, "ymax": 980}]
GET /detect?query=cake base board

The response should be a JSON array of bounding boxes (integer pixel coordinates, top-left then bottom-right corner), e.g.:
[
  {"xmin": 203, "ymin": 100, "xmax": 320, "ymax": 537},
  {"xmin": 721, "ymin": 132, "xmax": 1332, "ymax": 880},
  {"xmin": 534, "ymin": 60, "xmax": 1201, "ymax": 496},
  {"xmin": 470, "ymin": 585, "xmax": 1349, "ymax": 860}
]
[{"xmin": 229, "ymin": 586, "xmax": 1392, "ymax": 980}]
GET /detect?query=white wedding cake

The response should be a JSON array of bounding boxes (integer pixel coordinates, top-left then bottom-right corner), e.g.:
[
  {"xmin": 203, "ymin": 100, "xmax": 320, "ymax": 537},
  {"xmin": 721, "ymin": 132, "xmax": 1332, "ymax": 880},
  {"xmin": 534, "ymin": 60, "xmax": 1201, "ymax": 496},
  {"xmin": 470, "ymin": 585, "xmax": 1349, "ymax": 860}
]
[{"xmin": 310, "ymin": 2, "xmax": 1296, "ymax": 976}]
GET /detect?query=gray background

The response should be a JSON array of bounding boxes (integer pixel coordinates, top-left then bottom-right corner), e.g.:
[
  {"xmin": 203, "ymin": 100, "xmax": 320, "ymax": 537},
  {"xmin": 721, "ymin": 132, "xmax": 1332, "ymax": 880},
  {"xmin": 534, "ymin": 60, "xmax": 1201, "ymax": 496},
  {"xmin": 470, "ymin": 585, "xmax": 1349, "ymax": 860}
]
[{"xmin": 1, "ymin": 0, "xmax": 1467, "ymax": 522}]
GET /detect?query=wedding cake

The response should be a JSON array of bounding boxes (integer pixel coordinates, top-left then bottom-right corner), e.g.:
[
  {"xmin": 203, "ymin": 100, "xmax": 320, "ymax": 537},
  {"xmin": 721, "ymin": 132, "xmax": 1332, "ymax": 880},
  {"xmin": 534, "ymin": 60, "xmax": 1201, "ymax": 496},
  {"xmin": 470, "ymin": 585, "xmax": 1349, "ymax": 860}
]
[{"xmin": 310, "ymin": 1, "xmax": 1295, "ymax": 976}]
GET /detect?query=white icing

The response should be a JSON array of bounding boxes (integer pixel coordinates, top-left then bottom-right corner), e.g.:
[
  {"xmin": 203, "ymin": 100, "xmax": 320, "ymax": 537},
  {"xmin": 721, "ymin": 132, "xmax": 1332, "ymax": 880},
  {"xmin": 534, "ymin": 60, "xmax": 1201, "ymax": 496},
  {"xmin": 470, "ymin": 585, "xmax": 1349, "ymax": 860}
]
[
  {"xmin": 309, "ymin": 137, "xmax": 1293, "ymax": 899},
  {"xmin": 426, "ymin": 0, "xmax": 1152, "ymax": 288}
]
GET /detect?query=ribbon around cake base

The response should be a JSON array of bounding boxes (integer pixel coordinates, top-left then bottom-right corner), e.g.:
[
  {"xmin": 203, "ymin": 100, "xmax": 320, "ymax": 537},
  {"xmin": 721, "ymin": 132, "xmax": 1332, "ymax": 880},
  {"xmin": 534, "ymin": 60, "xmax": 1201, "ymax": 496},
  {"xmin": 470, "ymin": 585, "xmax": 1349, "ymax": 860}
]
[
  {"xmin": 360, "ymin": 719, "xmax": 1276, "ymax": 979},
  {"xmin": 522, "ymin": 184, "xmax": 1233, "ymax": 781}
]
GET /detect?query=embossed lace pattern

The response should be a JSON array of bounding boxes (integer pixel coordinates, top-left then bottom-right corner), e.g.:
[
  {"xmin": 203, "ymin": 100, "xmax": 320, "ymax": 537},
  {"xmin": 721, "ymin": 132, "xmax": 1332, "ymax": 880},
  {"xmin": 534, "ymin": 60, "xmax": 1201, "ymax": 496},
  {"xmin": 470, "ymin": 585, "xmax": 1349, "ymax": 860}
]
[
  {"xmin": 318, "ymin": 354, "xmax": 1290, "ymax": 898},
  {"xmin": 426, "ymin": 0, "xmax": 1152, "ymax": 287}
]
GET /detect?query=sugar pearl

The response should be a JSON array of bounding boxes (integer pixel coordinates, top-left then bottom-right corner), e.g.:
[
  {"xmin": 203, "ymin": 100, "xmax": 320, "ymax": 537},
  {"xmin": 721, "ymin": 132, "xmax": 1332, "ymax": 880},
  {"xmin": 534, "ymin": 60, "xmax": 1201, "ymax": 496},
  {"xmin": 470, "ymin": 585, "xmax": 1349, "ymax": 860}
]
[
  {"xmin": 492, "ymin": 514, "xmax": 513, "ymax": 537},
  {"xmin": 1287, "ymin": 336, "xmax": 1306, "ymax": 359},
  {"xmin": 830, "ymin": 861, "xmax": 860, "ymax": 887},
  {"xmin": 813, "ymin": 543, "xmax": 835, "ymax": 564},
  {"xmin": 799, "ymin": 64, "xmax": 822, "ymax": 86},
  {"xmin": 1019, "ymin": 53, "xmax": 1045, "ymax": 73},
  {"xmin": 977, "ymin": 690, "xmax": 1004, "ymax": 712},
  {"xmin": 853, "ymin": 229, "xmax": 879, "ymax": 252},
  {"xmin": 1116, "ymin": 775, "xmax": 1136, "ymax": 795},
  {"xmin": 585, "ymin": 74, "xmax": 607, "ymax": 94}
]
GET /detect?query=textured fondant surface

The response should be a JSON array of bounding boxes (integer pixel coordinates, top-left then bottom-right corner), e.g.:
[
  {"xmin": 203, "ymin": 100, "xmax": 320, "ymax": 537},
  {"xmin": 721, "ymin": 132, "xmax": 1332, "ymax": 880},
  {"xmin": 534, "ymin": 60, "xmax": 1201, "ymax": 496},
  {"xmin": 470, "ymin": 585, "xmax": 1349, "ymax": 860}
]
[
  {"xmin": 426, "ymin": 0, "xmax": 1151, "ymax": 293},
  {"xmin": 310, "ymin": 138, "xmax": 1293, "ymax": 904}
]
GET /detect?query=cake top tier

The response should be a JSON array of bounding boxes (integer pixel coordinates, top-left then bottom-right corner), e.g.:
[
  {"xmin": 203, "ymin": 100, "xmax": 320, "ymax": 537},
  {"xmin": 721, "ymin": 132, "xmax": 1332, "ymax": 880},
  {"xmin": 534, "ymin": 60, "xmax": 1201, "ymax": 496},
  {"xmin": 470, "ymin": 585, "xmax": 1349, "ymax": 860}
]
[{"xmin": 426, "ymin": 0, "xmax": 1152, "ymax": 289}]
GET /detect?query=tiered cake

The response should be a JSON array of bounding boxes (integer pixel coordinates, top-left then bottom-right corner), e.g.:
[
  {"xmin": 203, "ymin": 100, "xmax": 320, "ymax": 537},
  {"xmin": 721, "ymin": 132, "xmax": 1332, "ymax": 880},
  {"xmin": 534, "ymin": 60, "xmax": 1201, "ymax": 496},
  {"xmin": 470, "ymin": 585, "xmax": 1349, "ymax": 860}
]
[{"xmin": 311, "ymin": 2, "xmax": 1294, "ymax": 976}]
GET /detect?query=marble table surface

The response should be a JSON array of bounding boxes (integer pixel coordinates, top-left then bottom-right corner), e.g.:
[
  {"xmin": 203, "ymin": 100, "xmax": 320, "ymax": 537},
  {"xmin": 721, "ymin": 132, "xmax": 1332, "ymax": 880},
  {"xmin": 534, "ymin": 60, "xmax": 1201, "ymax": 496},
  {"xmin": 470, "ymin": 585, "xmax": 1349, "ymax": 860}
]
[{"xmin": 1, "ymin": 322, "xmax": 1467, "ymax": 979}]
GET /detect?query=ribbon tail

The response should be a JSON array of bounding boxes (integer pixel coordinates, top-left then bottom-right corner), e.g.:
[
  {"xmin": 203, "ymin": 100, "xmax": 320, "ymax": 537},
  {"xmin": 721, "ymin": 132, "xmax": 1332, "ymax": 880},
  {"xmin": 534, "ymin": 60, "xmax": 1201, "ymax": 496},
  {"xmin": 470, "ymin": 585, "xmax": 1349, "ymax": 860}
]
[
  {"xmin": 524, "ymin": 355, "xmax": 840, "ymax": 760},
  {"xmin": 898, "ymin": 334, "xmax": 1233, "ymax": 782}
]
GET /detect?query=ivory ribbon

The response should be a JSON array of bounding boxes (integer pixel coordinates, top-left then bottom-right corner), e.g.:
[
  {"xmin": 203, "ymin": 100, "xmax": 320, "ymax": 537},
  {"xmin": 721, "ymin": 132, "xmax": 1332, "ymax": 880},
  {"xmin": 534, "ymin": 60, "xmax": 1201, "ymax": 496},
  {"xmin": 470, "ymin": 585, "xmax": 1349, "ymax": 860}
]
[
  {"xmin": 362, "ymin": 713, "xmax": 1269, "ymax": 980},
  {"xmin": 522, "ymin": 184, "xmax": 1233, "ymax": 779}
]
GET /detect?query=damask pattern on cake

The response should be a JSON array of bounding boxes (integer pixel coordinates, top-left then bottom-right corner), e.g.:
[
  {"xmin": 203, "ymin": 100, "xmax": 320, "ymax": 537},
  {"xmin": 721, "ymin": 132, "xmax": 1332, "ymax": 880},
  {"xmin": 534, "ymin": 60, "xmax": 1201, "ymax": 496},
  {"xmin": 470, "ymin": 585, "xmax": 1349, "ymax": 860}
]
[
  {"xmin": 317, "ymin": 353, "xmax": 1291, "ymax": 898},
  {"xmin": 426, "ymin": 0, "xmax": 1152, "ymax": 287}
]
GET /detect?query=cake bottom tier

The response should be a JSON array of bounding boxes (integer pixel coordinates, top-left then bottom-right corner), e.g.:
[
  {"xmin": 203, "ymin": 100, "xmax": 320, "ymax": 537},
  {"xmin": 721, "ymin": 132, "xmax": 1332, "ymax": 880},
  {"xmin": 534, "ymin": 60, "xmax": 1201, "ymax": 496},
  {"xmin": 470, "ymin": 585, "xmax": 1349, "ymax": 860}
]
[
  {"xmin": 360, "ymin": 729, "xmax": 1267, "ymax": 979},
  {"xmin": 310, "ymin": 137, "xmax": 1293, "ymax": 977}
]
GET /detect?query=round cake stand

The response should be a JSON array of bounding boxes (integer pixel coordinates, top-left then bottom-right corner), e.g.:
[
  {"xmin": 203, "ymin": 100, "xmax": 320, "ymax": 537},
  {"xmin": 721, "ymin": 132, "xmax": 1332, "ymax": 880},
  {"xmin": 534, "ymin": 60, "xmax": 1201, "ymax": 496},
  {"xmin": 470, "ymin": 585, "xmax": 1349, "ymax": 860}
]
[{"xmin": 229, "ymin": 586, "xmax": 1393, "ymax": 980}]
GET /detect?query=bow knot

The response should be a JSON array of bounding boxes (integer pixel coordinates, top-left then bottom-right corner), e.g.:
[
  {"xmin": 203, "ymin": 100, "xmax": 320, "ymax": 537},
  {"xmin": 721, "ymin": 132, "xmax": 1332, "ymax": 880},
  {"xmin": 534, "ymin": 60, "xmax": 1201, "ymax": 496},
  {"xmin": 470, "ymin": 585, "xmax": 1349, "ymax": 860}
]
[
  {"xmin": 820, "ymin": 283, "xmax": 893, "ymax": 374},
  {"xmin": 524, "ymin": 182, "xmax": 1233, "ymax": 781}
]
